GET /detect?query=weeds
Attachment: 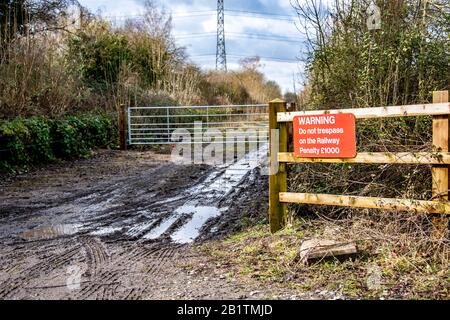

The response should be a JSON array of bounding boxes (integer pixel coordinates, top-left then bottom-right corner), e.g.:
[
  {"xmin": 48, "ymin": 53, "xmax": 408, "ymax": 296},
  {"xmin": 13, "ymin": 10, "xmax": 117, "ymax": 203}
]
[{"xmin": 200, "ymin": 211, "xmax": 450, "ymax": 299}]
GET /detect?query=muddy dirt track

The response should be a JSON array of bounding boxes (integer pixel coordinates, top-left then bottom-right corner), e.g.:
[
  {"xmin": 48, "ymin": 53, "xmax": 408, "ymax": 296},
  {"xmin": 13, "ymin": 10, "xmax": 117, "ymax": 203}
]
[{"xmin": 0, "ymin": 149, "xmax": 286, "ymax": 300}]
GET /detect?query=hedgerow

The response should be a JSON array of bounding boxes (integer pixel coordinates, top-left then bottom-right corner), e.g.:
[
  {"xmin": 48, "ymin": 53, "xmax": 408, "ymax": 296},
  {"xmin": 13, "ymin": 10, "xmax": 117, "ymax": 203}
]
[{"xmin": 0, "ymin": 115, "xmax": 117, "ymax": 172}]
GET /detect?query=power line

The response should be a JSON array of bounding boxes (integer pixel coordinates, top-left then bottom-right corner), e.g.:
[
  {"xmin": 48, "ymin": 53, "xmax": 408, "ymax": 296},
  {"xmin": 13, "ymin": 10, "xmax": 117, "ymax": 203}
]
[
  {"xmin": 172, "ymin": 10, "xmax": 216, "ymax": 15},
  {"xmin": 228, "ymin": 54, "xmax": 299, "ymax": 63},
  {"xmin": 225, "ymin": 9, "xmax": 297, "ymax": 18},
  {"xmin": 228, "ymin": 32, "xmax": 300, "ymax": 41},
  {"xmin": 193, "ymin": 54, "xmax": 298, "ymax": 63},
  {"xmin": 224, "ymin": 10, "xmax": 295, "ymax": 22},
  {"xmin": 174, "ymin": 32, "xmax": 300, "ymax": 39},
  {"xmin": 102, "ymin": 11, "xmax": 214, "ymax": 19},
  {"xmin": 175, "ymin": 9, "xmax": 297, "ymax": 18},
  {"xmin": 102, "ymin": 9, "xmax": 297, "ymax": 22},
  {"xmin": 175, "ymin": 32, "xmax": 302, "ymax": 44},
  {"xmin": 171, "ymin": 9, "xmax": 298, "ymax": 22}
]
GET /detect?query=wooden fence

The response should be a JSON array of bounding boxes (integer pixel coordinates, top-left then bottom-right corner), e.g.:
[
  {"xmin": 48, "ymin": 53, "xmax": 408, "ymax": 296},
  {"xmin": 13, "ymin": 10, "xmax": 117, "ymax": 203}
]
[{"xmin": 269, "ymin": 91, "xmax": 450, "ymax": 236}]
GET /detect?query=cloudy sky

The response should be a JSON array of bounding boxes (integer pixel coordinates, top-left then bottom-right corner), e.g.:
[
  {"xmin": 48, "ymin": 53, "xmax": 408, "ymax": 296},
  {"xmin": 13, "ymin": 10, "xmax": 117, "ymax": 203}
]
[{"xmin": 77, "ymin": 0, "xmax": 308, "ymax": 93}]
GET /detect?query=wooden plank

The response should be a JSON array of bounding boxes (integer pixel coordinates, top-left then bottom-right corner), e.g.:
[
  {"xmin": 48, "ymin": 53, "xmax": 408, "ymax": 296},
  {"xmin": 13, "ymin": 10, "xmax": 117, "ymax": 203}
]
[
  {"xmin": 431, "ymin": 91, "xmax": 450, "ymax": 236},
  {"xmin": 299, "ymin": 239, "xmax": 358, "ymax": 264},
  {"xmin": 279, "ymin": 192, "xmax": 450, "ymax": 215},
  {"xmin": 269, "ymin": 99, "xmax": 288, "ymax": 233},
  {"xmin": 278, "ymin": 152, "xmax": 450, "ymax": 165},
  {"xmin": 277, "ymin": 103, "xmax": 450, "ymax": 122}
]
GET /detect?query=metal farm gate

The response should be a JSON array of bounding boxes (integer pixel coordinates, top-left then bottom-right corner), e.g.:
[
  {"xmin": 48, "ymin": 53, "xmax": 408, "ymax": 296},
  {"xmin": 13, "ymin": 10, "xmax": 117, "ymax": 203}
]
[{"xmin": 127, "ymin": 104, "xmax": 269, "ymax": 146}]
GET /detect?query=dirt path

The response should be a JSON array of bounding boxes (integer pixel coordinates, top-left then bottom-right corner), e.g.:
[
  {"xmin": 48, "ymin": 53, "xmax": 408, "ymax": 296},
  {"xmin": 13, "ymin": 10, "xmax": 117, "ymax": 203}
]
[{"xmin": 0, "ymin": 149, "xmax": 300, "ymax": 300}]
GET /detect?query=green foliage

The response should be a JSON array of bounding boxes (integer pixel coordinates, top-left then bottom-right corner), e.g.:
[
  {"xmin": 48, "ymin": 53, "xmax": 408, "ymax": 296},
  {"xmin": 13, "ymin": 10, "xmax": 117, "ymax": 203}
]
[
  {"xmin": 128, "ymin": 34, "xmax": 173, "ymax": 88},
  {"xmin": 52, "ymin": 117, "xmax": 88, "ymax": 159},
  {"xmin": 0, "ymin": 119, "xmax": 32, "ymax": 170},
  {"xmin": 83, "ymin": 115, "xmax": 116, "ymax": 149},
  {"xmin": 68, "ymin": 22, "xmax": 132, "ymax": 89},
  {"xmin": 298, "ymin": 0, "xmax": 449, "ymax": 109},
  {"xmin": 0, "ymin": 118, "xmax": 55, "ymax": 171},
  {"xmin": 22, "ymin": 118, "xmax": 54, "ymax": 164},
  {"xmin": 0, "ymin": 115, "xmax": 117, "ymax": 172},
  {"xmin": 67, "ymin": 18, "xmax": 181, "ymax": 94}
]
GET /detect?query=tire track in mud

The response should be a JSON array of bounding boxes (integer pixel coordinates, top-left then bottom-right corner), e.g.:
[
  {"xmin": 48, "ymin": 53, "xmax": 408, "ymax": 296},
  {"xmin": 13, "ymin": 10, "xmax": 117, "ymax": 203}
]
[
  {"xmin": 73, "ymin": 239, "xmax": 182, "ymax": 299},
  {"xmin": 0, "ymin": 241, "xmax": 83, "ymax": 299},
  {"xmin": 92, "ymin": 147, "xmax": 266, "ymax": 244},
  {"xmin": 0, "ymin": 150, "xmax": 269, "ymax": 299},
  {"xmin": 123, "ymin": 245, "xmax": 181, "ymax": 300},
  {"xmin": 1, "ymin": 148, "xmax": 266, "ymax": 245},
  {"xmin": 77, "ymin": 271, "xmax": 118, "ymax": 300},
  {"xmin": 145, "ymin": 246, "xmax": 179, "ymax": 276},
  {"xmin": 80, "ymin": 237, "xmax": 110, "ymax": 278},
  {"xmin": 0, "ymin": 161, "xmax": 214, "ymax": 244},
  {"xmin": 123, "ymin": 245, "xmax": 180, "ymax": 299},
  {"xmin": 74, "ymin": 238, "xmax": 118, "ymax": 300}
]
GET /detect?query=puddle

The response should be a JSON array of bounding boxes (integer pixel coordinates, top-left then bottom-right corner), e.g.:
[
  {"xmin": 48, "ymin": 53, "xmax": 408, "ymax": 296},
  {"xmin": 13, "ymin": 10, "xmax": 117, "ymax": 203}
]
[
  {"xmin": 185, "ymin": 146, "xmax": 267, "ymax": 200},
  {"xmin": 142, "ymin": 216, "xmax": 179, "ymax": 240},
  {"xmin": 161, "ymin": 145, "xmax": 267, "ymax": 243},
  {"xmin": 141, "ymin": 205, "xmax": 228, "ymax": 243},
  {"xmin": 171, "ymin": 205, "xmax": 228, "ymax": 244},
  {"xmin": 20, "ymin": 224, "xmax": 82, "ymax": 240},
  {"xmin": 90, "ymin": 226, "xmax": 123, "ymax": 236},
  {"xmin": 126, "ymin": 220, "xmax": 156, "ymax": 237}
]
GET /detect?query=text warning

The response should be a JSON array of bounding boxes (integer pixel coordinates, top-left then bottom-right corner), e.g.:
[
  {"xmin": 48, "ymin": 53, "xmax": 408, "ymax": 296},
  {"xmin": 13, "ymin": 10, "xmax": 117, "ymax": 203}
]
[{"xmin": 293, "ymin": 113, "xmax": 356, "ymax": 158}]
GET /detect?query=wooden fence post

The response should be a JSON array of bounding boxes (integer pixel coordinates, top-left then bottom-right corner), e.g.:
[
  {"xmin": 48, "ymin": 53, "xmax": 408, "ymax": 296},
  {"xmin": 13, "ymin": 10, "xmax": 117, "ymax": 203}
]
[
  {"xmin": 432, "ymin": 90, "xmax": 449, "ymax": 237},
  {"xmin": 269, "ymin": 99, "xmax": 288, "ymax": 233},
  {"xmin": 119, "ymin": 104, "xmax": 128, "ymax": 151},
  {"xmin": 288, "ymin": 103, "xmax": 296, "ymax": 152}
]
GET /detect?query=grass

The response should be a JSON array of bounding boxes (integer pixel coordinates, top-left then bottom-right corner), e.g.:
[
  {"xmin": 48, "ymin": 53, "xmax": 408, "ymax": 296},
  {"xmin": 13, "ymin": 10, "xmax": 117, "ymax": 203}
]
[{"xmin": 198, "ymin": 215, "xmax": 450, "ymax": 300}]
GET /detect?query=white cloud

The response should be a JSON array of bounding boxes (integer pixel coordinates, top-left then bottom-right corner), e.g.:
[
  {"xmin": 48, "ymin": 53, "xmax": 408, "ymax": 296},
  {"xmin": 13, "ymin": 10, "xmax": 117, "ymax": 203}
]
[{"xmin": 79, "ymin": 0, "xmax": 144, "ymax": 17}]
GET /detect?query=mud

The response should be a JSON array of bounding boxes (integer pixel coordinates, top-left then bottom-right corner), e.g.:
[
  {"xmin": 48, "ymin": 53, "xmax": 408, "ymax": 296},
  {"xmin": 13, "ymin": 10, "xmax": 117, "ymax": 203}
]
[{"xmin": 0, "ymin": 149, "xmax": 279, "ymax": 300}]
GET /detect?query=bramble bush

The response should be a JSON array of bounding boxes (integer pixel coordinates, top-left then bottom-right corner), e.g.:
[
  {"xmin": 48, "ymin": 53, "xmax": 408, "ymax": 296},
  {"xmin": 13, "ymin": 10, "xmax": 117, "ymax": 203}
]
[{"xmin": 0, "ymin": 115, "xmax": 117, "ymax": 172}]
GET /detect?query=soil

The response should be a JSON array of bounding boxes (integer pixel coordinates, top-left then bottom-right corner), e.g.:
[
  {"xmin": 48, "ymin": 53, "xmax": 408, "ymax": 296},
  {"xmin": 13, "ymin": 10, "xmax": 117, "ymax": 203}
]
[{"xmin": 0, "ymin": 149, "xmax": 314, "ymax": 300}]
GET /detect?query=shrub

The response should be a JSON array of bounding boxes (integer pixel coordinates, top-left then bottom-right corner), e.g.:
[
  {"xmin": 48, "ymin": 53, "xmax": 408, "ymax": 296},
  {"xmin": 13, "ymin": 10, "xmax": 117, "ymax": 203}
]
[
  {"xmin": 68, "ymin": 22, "xmax": 132, "ymax": 89},
  {"xmin": 0, "ymin": 119, "xmax": 30, "ymax": 170},
  {"xmin": 51, "ymin": 117, "xmax": 88, "ymax": 159},
  {"xmin": 22, "ymin": 118, "xmax": 54, "ymax": 164},
  {"xmin": 0, "ymin": 114, "xmax": 117, "ymax": 172}
]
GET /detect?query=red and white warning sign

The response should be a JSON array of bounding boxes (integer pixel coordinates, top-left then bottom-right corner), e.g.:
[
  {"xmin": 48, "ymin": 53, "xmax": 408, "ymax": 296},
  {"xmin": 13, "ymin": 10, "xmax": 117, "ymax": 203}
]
[{"xmin": 293, "ymin": 114, "xmax": 356, "ymax": 158}]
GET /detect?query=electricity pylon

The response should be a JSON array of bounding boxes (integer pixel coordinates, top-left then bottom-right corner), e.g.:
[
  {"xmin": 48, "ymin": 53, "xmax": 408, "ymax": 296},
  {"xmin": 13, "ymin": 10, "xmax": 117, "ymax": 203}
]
[{"xmin": 216, "ymin": 0, "xmax": 227, "ymax": 72}]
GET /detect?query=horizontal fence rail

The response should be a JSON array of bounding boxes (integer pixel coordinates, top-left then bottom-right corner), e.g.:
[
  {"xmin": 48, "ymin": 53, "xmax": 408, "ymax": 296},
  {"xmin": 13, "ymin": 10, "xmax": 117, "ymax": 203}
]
[
  {"xmin": 269, "ymin": 91, "xmax": 450, "ymax": 236},
  {"xmin": 278, "ymin": 152, "xmax": 450, "ymax": 165},
  {"xmin": 279, "ymin": 193, "xmax": 450, "ymax": 215},
  {"xmin": 277, "ymin": 103, "xmax": 450, "ymax": 122},
  {"xmin": 129, "ymin": 104, "xmax": 268, "ymax": 110},
  {"xmin": 130, "ymin": 113, "xmax": 269, "ymax": 118}
]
